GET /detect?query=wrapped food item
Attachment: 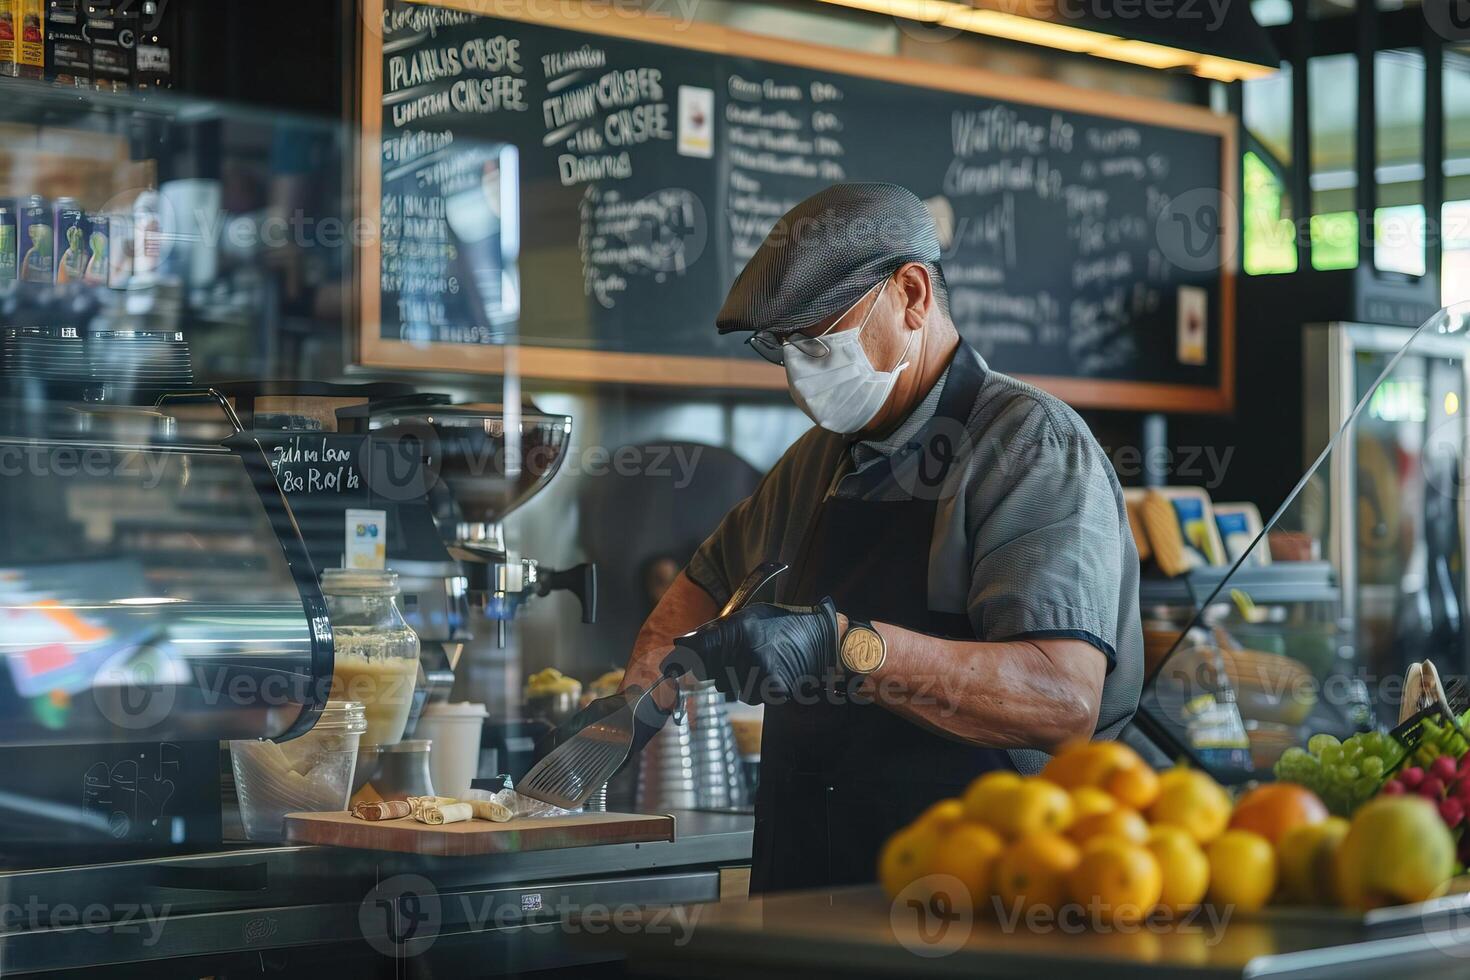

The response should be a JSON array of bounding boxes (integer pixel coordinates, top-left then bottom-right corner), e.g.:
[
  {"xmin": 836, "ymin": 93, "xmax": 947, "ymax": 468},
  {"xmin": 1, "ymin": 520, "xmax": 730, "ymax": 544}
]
[
  {"xmin": 466, "ymin": 797, "xmax": 514, "ymax": 822},
  {"xmin": 352, "ymin": 800, "xmax": 412, "ymax": 821},
  {"xmin": 414, "ymin": 800, "xmax": 475, "ymax": 826}
]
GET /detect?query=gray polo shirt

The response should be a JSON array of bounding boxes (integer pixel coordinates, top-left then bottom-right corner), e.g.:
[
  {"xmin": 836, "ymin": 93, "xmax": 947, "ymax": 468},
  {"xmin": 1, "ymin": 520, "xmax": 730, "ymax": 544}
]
[{"xmin": 686, "ymin": 347, "xmax": 1143, "ymax": 773}]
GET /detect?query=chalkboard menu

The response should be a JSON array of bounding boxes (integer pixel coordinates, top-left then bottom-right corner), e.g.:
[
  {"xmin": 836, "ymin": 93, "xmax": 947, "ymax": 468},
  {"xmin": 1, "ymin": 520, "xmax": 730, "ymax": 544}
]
[{"xmin": 359, "ymin": 0, "xmax": 1237, "ymax": 412}]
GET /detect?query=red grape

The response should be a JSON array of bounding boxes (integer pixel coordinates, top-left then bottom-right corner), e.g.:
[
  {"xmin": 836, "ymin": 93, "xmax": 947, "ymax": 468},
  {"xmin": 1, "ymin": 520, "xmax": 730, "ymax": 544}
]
[
  {"xmin": 1401, "ymin": 766, "xmax": 1426, "ymax": 789},
  {"xmin": 1432, "ymin": 756, "xmax": 1459, "ymax": 783},
  {"xmin": 1421, "ymin": 776, "xmax": 1447, "ymax": 798},
  {"xmin": 1381, "ymin": 780, "xmax": 1407, "ymax": 796},
  {"xmin": 1441, "ymin": 798, "xmax": 1465, "ymax": 828}
]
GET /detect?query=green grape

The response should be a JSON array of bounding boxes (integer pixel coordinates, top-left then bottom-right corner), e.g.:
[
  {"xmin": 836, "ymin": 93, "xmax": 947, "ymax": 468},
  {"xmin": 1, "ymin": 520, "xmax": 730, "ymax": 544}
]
[
  {"xmin": 1309, "ymin": 734, "xmax": 1341, "ymax": 756},
  {"xmin": 1361, "ymin": 756, "xmax": 1385, "ymax": 779},
  {"xmin": 1353, "ymin": 776, "xmax": 1378, "ymax": 797},
  {"xmin": 1358, "ymin": 732, "xmax": 1382, "ymax": 755},
  {"xmin": 1320, "ymin": 745, "xmax": 1344, "ymax": 766},
  {"xmin": 1281, "ymin": 747, "xmax": 1312, "ymax": 768},
  {"xmin": 1336, "ymin": 764, "xmax": 1360, "ymax": 782}
]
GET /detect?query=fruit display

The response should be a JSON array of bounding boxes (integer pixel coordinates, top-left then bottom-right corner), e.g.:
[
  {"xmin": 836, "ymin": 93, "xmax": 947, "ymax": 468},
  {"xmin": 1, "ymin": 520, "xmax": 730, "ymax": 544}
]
[
  {"xmin": 879, "ymin": 739, "xmax": 1461, "ymax": 923},
  {"xmin": 1272, "ymin": 732, "xmax": 1403, "ymax": 817}
]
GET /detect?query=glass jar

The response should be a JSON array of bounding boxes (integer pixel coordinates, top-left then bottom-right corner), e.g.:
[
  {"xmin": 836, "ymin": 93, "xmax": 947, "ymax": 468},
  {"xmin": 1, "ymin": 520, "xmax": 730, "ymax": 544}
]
[
  {"xmin": 322, "ymin": 568, "xmax": 420, "ymax": 747},
  {"xmin": 231, "ymin": 699, "xmax": 368, "ymax": 841}
]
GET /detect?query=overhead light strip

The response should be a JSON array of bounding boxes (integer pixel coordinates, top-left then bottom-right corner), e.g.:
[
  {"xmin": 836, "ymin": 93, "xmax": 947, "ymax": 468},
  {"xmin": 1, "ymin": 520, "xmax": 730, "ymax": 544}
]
[{"xmin": 812, "ymin": 0, "xmax": 1275, "ymax": 81}]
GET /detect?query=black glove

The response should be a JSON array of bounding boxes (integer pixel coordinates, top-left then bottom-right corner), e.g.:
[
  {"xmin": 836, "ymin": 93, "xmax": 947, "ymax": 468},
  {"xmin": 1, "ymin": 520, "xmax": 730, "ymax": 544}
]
[{"xmin": 661, "ymin": 598, "xmax": 840, "ymax": 706}]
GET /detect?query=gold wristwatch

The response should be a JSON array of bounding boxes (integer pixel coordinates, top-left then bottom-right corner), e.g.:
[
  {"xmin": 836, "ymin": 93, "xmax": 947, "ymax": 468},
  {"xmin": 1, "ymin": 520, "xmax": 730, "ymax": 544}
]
[{"xmin": 840, "ymin": 619, "xmax": 886, "ymax": 675}]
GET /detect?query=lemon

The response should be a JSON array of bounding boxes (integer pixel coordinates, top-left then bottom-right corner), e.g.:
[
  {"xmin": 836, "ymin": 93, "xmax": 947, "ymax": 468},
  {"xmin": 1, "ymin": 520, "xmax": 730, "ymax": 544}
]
[
  {"xmin": 1149, "ymin": 767, "xmax": 1232, "ymax": 844},
  {"xmin": 987, "ymin": 778, "xmax": 1074, "ymax": 840},
  {"xmin": 916, "ymin": 798, "xmax": 967, "ymax": 833},
  {"xmin": 1068, "ymin": 836, "xmax": 1163, "ymax": 925},
  {"xmin": 1071, "ymin": 786, "xmax": 1118, "ymax": 819},
  {"xmin": 1206, "ymin": 830, "xmax": 1277, "ymax": 912},
  {"xmin": 1148, "ymin": 825, "xmax": 1211, "ymax": 914},
  {"xmin": 878, "ymin": 823, "xmax": 940, "ymax": 899},
  {"xmin": 961, "ymin": 771, "xmax": 1023, "ymax": 826},
  {"xmin": 993, "ymin": 832, "xmax": 1081, "ymax": 916},
  {"xmin": 1069, "ymin": 806, "xmax": 1150, "ymax": 846},
  {"xmin": 927, "ymin": 822, "xmax": 1006, "ymax": 910}
]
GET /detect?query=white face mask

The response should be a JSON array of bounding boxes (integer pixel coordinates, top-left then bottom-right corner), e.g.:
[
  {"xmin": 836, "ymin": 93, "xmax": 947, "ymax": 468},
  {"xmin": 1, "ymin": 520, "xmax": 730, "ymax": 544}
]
[{"xmin": 783, "ymin": 281, "xmax": 917, "ymax": 435}]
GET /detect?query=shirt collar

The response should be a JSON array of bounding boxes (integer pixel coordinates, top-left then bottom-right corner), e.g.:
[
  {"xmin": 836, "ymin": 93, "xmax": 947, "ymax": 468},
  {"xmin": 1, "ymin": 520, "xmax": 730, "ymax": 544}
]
[{"xmin": 850, "ymin": 366, "xmax": 950, "ymax": 469}]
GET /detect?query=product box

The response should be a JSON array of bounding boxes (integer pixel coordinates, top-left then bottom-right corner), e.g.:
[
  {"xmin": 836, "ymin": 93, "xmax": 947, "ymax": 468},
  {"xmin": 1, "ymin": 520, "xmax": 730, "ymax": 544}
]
[
  {"xmin": 45, "ymin": 0, "xmax": 87, "ymax": 87},
  {"xmin": 84, "ymin": 0, "xmax": 130, "ymax": 92},
  {"xmin": 132, "ymin": 0, "xmax": 172, "ymax": 90},
  {"xmin": 0, "ymin": 1, "xmax": 17, "ymax": 78},
  {"xmin": 16, "ymin": 0, "xmax": 41, "ymax": 79}
]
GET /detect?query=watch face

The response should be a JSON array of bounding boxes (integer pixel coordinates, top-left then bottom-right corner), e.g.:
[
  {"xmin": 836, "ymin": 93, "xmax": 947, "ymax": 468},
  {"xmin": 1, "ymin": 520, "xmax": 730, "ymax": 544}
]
[{"xmin": 844, "ymin": 626, "xmax": 885, "ymax": 673}]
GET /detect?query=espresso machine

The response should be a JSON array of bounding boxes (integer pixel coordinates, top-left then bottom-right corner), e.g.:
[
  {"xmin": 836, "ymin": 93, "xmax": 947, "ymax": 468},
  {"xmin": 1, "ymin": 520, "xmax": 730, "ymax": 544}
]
[
  {"xmin": 369, "ymin": 398, "xmax": 597, "ymax": 731},
  {"xmin": 0, "ymin": 388, "xmax": 333, "ymax": 860},
  {"xmin": 219, "ymin": 382, "xmax": 596, "ymax": 770}
]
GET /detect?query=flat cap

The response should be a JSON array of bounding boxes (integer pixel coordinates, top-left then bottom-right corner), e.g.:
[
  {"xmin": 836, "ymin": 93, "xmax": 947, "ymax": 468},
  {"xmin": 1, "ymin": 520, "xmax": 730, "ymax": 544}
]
[{"xmin": 716, "ymin": 182, "xmax": 943, "ymax": 336}]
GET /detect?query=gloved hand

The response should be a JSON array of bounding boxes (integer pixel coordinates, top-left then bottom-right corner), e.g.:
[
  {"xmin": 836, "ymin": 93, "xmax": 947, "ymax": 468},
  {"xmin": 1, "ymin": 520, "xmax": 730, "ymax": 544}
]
[{"xmin": 661, "ymin": 598, "xmax": 841, "ymax": 705}]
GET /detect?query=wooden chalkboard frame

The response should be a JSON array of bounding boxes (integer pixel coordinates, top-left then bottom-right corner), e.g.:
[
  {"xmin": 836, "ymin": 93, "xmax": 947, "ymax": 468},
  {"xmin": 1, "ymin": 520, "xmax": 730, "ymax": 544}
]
[{"xmin": 356, "ymin": 0, "xmax": 1237, "ymax": 412}]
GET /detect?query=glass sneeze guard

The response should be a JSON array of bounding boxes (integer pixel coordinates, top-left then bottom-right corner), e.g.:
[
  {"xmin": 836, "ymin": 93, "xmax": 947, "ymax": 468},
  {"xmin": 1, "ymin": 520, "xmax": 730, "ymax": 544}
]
[{"xmin": 1141, "ymin": 303, "xmax": 1470, "ymax": 799}]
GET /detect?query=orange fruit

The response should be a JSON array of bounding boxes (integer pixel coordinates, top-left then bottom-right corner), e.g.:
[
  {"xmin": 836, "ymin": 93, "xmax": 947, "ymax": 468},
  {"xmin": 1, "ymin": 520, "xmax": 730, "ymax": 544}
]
[
  {"xmin": 1106, "ymin": 765, "xmax": 1161, "ymax": 810},
  {"xmin": 917, "ymin": 798, "xmax": 967, "ymax": 832},
  {"xmin": 1071, "ymin": 786, "xmax": 1118, "ymax": 819},
  {"xmin": 1069, "ymin": 806, "xmax": 1150, "ymax": 846},
  {"xmin": 993, "ymin": 832, "xmax": 1081, "ymax": 916},
  {"xmin": 1206, "ymin": 830, "xmax": 1277, "ymax": 912},
  {"xmin": 988, "ymin": 779, "xmax": 1074, "ymax": 839},
  {"xmin": 1147, "ymin": 825, "xmax": 1211, "ymax": 914},
  {"xmin": 1068, "ymin": 837, "xmax": 1163, "ymax": 925},
  {"xmin": 1228, "ymin": 783, "xmax": 1328, "ymax": 846},
  {"xmin": 961, "ymin": 771, "xmax": 1023, "ymax": 826},
  {"xmin": 927, "ymin": 823, "xmax": 1006, "ymax": 909},
  {"xmin": 878, "ymin": 823, "xmax": 941, "ymax": 899},
  {"xmin": 1149, "ymin": 767, "xmax": 1232, "ymax": 844},
  {"xmin": 1042, "ymin": 741, "xmax": 1146, "ymax": 791}
]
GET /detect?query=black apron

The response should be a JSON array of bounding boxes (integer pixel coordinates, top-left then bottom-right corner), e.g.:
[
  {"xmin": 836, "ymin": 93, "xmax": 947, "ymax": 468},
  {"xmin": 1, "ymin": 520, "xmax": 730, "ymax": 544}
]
[{"xmin": 751, "ymin": 346, "xmax": 1015, "ymax": 894}]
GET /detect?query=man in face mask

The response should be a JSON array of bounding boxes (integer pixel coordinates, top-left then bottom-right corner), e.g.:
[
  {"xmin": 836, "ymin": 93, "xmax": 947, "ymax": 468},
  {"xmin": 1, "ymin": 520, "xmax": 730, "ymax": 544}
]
[{"xmin": 620, "ymin": 182, "xmax": 1143, "ymax": 894}]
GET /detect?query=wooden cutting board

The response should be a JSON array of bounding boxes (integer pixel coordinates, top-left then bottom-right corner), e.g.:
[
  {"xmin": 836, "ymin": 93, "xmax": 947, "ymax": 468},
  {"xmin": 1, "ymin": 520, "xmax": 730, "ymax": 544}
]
[{"xmin": 283, "ymin": 809, "xmax": 676, "ymax": 856}]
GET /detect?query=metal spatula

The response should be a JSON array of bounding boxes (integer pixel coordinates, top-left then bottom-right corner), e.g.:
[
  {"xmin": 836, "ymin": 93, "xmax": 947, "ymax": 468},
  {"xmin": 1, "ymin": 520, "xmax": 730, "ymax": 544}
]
[{"xmin": 516, "ymin": 560, "xmax": 787, "ymax": 809}]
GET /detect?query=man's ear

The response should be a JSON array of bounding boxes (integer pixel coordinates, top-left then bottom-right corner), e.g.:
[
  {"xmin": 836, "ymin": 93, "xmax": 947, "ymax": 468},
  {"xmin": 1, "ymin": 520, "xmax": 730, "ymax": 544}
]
[{"xmin": 895, "ymin": 262, "xmax": 931, "ymax": 329}]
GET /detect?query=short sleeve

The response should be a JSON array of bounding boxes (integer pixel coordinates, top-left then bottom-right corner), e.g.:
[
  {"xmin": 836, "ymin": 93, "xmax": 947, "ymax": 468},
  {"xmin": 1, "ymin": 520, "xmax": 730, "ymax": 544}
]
[
  {"xmin": 966, "ymin": 404, "xmax": 1124, "ymax": 664},
  {"xmin": 684, "ymin": 431, "xmax": 831, "ymax": 609}
]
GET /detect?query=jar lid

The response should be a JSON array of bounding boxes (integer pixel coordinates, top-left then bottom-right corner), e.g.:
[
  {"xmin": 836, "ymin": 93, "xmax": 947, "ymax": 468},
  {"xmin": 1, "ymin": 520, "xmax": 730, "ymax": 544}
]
[
  {"xmin": 313, "ymin": 699, "xmax": 369, "ymax": 736},
  {"xmin": 422, "ymin": 701, "xmax": 489, "ymax": 719},
  {"xmin": 321, "ymin": 568, "xmax": 401, "ymax": 596}
]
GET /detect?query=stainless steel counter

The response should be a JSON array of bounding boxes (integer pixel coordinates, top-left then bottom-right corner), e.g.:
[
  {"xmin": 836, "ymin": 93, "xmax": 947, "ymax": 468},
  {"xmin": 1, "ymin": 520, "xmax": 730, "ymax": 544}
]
[
  {"xmin": 607, "ymin": 884, "xmax": 1470, "ymax": 980},
  {"xmin": 0, "ymin": 809, "xmax": 753, "ymax": 976}
]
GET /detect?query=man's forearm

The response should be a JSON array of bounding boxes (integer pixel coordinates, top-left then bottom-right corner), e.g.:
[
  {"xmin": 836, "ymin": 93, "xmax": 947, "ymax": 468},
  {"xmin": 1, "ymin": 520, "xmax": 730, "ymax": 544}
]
[
  {"xmin": 623, "ymin": 571, "xmax": 719, "ymax": 705},
  {"xmin": 844, "ymin": 615, "xmax": 1106, "ymax": 751}
]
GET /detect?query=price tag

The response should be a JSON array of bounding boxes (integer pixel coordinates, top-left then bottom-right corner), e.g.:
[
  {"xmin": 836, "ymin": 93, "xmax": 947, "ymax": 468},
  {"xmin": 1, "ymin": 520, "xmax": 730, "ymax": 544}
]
[{"xmin": 345, "ymin": 509, "xmax": 388, "ymax": 570}]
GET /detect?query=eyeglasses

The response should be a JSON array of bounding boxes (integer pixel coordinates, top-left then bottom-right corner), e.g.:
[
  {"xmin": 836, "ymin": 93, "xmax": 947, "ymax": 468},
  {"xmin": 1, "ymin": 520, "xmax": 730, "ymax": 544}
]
[{"xmin": 745, "ymin": 278, "xmax": 888, "ymax": 366}]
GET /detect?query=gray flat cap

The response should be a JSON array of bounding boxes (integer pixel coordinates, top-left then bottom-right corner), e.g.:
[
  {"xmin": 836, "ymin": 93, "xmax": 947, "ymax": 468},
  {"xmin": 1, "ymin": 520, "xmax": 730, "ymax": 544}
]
[{"xmin": 716, "ymin": 182, "xmax": 943, "ymax": 336}]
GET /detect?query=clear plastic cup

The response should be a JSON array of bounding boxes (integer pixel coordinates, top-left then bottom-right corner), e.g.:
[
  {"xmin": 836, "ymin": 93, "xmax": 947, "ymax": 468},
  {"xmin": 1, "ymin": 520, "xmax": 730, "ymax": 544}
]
[{"xmin": 230, "ymin": 700, "xmax": 368, "ymax": 841}]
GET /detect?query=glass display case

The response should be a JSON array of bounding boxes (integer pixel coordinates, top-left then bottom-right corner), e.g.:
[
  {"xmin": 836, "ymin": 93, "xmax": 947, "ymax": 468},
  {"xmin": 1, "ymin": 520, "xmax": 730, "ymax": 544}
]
[{"xmin": 1140, "ymin": 304, "xmax": 1470, "ymax": 791}]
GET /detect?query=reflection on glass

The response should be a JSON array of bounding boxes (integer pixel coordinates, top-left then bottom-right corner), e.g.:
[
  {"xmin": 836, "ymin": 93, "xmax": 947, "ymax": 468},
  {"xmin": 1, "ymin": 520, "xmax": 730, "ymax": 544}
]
[
  {"xmin": 1143, "ymin": 305, "xmax": 1470, "ymax": 791},
  {"xmin": 1309, "ymin": 54, "xmax": 1359, "ymax": 270},
  {"xmin": 0, "ymin": 397, "xmax": 326, "ymax": 746}
]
